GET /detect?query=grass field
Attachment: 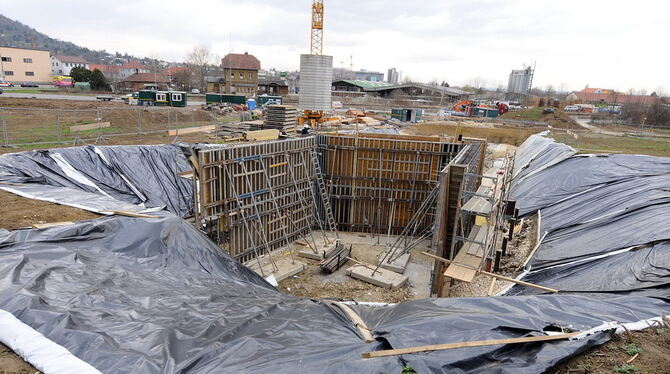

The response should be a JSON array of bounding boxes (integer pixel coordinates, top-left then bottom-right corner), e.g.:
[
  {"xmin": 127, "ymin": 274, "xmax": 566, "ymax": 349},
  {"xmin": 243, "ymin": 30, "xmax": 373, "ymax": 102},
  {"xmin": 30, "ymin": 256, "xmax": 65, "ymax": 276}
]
[
  {"xmin": 501, "ymin": 106, "xmax": 545, "ymax": 121},
  {"xmin": 552, "ymin": 131, "xmax": 670, "ymax": 157}
]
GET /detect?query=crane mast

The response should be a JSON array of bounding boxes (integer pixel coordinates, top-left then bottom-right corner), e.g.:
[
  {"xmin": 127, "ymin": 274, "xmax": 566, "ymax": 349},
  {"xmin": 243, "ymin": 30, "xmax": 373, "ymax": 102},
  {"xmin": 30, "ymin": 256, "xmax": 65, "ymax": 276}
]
[{"xmin": 310, "ymin": 0, "xmax": 324, "ymax": 55}]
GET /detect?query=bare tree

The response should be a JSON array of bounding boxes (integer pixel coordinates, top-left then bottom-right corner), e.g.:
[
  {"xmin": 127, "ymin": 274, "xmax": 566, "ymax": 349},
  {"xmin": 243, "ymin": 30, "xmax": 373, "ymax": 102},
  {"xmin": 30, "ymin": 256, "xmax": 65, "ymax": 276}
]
[
  {"xmin": 186, "ymin": 45, "xmax": 212, "ymax": 91},
  {"xmin": 172, "ymin": 69, "xmax": 194, "ymax": 91}
]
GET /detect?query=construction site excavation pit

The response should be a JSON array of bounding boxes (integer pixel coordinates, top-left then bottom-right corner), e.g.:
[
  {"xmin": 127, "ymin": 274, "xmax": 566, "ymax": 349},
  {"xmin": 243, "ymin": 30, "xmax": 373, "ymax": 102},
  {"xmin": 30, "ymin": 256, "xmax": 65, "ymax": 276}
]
[
  {"xmin": 188, "ymin": 132, "xmax": 528, "ymax": 302},
  {"xmin": 0, "ymin": 129, "xmax": 668, "ymax": 373}
]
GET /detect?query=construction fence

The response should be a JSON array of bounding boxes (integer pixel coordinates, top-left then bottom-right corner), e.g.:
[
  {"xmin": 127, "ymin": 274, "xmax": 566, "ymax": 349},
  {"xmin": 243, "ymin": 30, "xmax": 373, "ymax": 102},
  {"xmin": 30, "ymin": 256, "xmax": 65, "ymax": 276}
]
[{"xmin": 0, "ymin": 106, "xmax": 240, "ymax": 147}]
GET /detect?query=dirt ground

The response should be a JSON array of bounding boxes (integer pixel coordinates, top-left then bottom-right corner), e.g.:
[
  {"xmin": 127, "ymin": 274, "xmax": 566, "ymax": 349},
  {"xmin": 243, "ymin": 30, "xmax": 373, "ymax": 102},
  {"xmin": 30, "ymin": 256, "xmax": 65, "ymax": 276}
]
[
  {"xmin": 549, "ymin": 327, "xmax": 670, "ymax": 374},
  {"xmin": 0, "ymin": 343, "xmax": 37, "ymax": 374},
  {"xmin": 277, "ymin": 233, "xmax": 435, "ymax": 303},
  {"xmin": 0, "ymin": 189, "xmax": 99, "ymax": 229},
  {"xmin": 403, "ymin": 121, "xmax": 538, "ymax": 145},
  {"xmin": 0, "ymin": 97, "xmax": 222, "ymax": 149}
]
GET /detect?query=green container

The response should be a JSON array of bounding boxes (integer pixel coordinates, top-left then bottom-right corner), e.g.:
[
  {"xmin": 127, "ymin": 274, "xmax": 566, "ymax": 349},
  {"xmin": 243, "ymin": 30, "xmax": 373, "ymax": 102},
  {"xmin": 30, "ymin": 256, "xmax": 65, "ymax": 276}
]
[
  {"xmin": 221, "ymin": 94, "xmax": 247, "ymax": 105},
  {"xmin": 138, "ymin": 90, "xmax": 156, "ymax": 102},
  {"xmin": 391, "ymin": 108, "xmax": 406, "ymax": 121},
  {"xmin": 168, "ymin": 91, "xmax": 187, "ymax": 107},
  {"xmin": 391, "ymin": 108, "xmax": 422, "ymax": 122},
  {"xmin": 205, "ymin": 93, "xmax": 222, "ymax": 104},
  {"xmin": 257, "ymin": 95, "xmax": 282, "ymax": 106},
  {"xmin": 154, "ymin": 91, "xmax": 170, "ymax": 106},
  {"xmin": 472, "ymin": 107, "xmax": 499, "ymax": 118}
]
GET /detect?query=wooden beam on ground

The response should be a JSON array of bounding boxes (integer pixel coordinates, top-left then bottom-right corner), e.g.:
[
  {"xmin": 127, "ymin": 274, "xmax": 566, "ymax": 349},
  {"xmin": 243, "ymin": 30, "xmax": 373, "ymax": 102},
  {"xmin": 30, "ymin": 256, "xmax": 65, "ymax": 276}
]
[
  {"xmin": 361, "ymin": 332, "xmax": 580, "ymax": 358},
  {"xmin": 101, "ymin": 210, "xmax": 159, "ymax": 219},
  {"xmin": 421, "ymin": 251, "xmax": 558, "ymax": 293},
  {"xmin": 167, "ymin": 125, "xmax": 216, "ymax": 136},
  {"xmin": 327, "ymin": 301, "xmax": 376, "ymax": 343},
  {"xmin": 31, "ymin": 221, "xmax": 74, "ymax": 229},
  {"xmin": 69, "ymin": 122, "xmax": 111, "ymax": 132}
]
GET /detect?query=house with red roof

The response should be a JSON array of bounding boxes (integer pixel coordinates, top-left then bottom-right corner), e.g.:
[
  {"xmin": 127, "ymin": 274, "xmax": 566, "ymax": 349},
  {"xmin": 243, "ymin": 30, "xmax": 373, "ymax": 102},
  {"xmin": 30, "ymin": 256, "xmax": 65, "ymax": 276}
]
[
  {"xmin": 220, "ymin": 52, "xmax": 260, "ymax": 95},
  {"xmin": 566, "ymin": 87, "xmax": 660, "ymax": 107},
  {"xmin": 88, "ymin": 64, "xmax": 122, "ymax": 82},
  {"xmin": 119, "ymin": 61, "xmax": 150, "ymax": 80}
]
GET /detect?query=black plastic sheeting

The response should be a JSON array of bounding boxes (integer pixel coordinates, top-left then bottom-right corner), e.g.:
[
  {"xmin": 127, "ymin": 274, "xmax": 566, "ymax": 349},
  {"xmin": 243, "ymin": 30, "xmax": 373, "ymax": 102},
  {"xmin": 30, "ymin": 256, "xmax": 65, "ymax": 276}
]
[
  {"xmin": 511, "ymin": 133, "xmax": 575, "ymax": 186},
  {"xmin": 352, "ymin": 295, "xmax": 668, "ymax": 374},
  {"xmin": 511, "ymin": 153, "xmax": 670, "ymax": 216},
  {"xmin": 507, "ymin": 134, "xmax": 670, "ymax": 296},
  {"xmin": 0, "ymin": 214, "xmax": 668, "ymax": 373},
  {"xmin": 0, "ymin": 144, "xmax": 193, "ymax": 216}
]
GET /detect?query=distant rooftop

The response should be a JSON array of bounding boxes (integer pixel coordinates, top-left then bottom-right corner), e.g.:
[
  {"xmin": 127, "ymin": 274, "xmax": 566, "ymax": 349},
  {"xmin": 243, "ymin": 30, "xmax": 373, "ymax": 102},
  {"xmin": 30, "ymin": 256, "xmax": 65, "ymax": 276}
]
[
  {"xmin": 221, "ymin": 52, "xmax": 261, "ymax": 71},
  {"xmin": 335, "ymin": 80, "xmax": 393, "ymax": 89},
  {"xmin": 53, "ymin": 55, "xmax": 88, "ymax": 63}
]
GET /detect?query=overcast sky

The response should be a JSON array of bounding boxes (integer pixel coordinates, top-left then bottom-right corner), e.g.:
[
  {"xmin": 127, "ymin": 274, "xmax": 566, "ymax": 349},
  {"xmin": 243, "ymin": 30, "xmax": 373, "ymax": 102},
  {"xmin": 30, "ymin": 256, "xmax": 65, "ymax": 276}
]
[{"xmin": 3, "ymin": 0, "xmax": 668, "ymax": 93}]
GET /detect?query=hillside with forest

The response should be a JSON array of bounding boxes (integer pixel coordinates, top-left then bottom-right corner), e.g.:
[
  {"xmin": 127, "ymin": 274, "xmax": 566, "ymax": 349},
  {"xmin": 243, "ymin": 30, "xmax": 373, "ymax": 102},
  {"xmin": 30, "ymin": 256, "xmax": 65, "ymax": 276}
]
[{"xmin": 0, "ymin": 14, "xmax": 137, "ymax": 64}]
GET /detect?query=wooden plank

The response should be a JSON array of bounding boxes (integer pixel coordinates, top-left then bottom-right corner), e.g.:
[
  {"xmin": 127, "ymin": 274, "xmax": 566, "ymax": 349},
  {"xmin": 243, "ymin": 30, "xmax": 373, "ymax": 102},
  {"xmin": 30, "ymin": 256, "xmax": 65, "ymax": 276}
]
[
  {"xmin": 244, "ymin": 129, "xmax": 280, "ymax": 141},
  {"xmin": 69, "ymin": 121, "xmax": 111, "ymax": 132},
  {"xmin": 167, "ymin": 125, "xmax": 216, "ymax": 136},
  {"xmin": 31, "ymin": 221, "xmax": 75, "ymax": 229},
  {"xmin": 361, "ymin": 332, "xmax": 580, "ymax": 358},
  {"xmin": 328, "ymin": 301, "xmax": 376, "ymax": 343},
  {"xmin": 101, "ymin": 210, "xmax": 159, "ymax": 219},
  {"xmin": 422, "ymin": 251, "xmax": 559, "ymax": 293}
]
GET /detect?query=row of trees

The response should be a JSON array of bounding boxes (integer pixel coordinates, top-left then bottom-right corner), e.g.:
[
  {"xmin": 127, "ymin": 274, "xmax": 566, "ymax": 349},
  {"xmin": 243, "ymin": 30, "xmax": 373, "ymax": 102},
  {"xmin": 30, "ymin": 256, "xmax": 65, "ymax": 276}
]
[
  {"xmin": 621, "ymin": 101, "xmax": 670, "ymax": 129},
  {"xmin": 69, "ymin": 67, "xmax": 107, "ymax": 90}
]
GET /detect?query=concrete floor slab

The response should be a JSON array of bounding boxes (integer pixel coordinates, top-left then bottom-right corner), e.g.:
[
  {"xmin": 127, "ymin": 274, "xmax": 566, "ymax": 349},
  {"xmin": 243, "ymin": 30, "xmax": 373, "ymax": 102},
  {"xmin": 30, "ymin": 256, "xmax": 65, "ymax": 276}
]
[
  {"xmin": 346, "ymin": 264, "xmax": 408, "ymax": 290},
  {"xmin": 378, "ymin": 252, "xmax": 411, "ymax": 274},
  {"xmin": 246, "ymin": 252, "xmax": 306, "ymax": 282}
]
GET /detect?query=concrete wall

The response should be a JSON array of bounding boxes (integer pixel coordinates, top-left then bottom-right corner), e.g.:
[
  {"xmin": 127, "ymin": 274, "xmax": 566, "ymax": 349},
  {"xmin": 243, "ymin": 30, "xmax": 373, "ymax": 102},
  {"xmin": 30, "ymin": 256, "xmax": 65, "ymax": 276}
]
[
  {"xmin": 0, "ymin": 47, "xmax": 52, "ymax": 84},
  {"xmin": 299, "ymin": 54, "xmax": 333, "ymax": 111}
]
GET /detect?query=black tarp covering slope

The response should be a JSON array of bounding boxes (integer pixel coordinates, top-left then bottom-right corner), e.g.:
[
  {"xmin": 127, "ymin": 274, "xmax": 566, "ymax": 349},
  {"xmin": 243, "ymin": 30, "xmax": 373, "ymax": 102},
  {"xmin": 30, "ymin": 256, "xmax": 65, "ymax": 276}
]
[
  {"xmin": 511, "ymin": 153, "xmax": 670, "ymax": 216},
  {"xmin": 508, "ymin": 242, "xmax": 670, "ymax": 296},
  {"xmin": 0, "ymin": 144, "xmax": 193, "ymax": 216},
  {"xmin": 0, "ymin": 214, "xmax": 398, "ymax": 374},
  {"xmin": 0, "ymin": 214, "xmax": 668, "ymax": 373},
  {"xmin": 351, "ymin": 295, "xmax": 668, "ymax": 374},
  {"xmin": 507, "ymin": 134, "xmax": 670, "ymax": 295}
]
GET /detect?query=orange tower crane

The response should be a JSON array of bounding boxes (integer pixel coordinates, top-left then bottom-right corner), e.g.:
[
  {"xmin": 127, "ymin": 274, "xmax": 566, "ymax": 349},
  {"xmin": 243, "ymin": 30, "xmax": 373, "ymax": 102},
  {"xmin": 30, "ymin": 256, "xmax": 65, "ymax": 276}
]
[{"xmin": 310, "ymin": 0, "xmax": 324, "ymax": 55}]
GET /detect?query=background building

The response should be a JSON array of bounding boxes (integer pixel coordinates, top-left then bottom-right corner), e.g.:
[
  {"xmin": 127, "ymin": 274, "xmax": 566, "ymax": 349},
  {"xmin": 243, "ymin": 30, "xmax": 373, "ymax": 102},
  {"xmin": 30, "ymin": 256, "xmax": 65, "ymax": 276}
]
[
  {"xmin": 118, "ymin": 61, "xmax": 150, "ymax": 80},
  {"xmin": 121, "ymin": 72, "xmax": 169, "ymax": 91},
  {"xmin": 353, "ymin": 69, "xmax": 384, "ymax": 82},
  {"xmin": 387, "ymin": 68, "xmax": 402, "ymax": 84},
  {"xmin": 221, "ymin": 52, "xmax": 261, "ymax": 95},
  {"xmin": 507, "ymin": 66, "xmax": 534, "ymax": 95},
  {"xmin": 51, "ymin": 55, "xmax": 89, "ymax": 75},
  {"xmin": 0, "ymin": 46, "xmax": 51, "ymax": 83}
]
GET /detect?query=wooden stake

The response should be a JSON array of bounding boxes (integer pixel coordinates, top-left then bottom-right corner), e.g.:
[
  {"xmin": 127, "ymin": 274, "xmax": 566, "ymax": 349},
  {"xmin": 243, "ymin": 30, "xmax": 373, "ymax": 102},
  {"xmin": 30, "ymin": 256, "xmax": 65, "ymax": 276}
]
[
  {"xmin": 362, "ymin": 332, "xmax": 580, "ymax": 358},
  {"xmin": 421, "ymin": 251, "xmax": 558, "ymax": 293}
]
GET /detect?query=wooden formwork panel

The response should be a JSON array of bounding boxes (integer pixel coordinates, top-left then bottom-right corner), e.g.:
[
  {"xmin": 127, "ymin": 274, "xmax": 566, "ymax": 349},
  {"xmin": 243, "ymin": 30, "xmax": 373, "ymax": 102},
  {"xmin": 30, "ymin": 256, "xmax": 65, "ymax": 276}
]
[
  {"xmin": 317, "ymin": 134, "xmax": 464, "ymax": 235},
  {"xmin": 196, "ymin": 138, "xmax": 317, "ymax": 262}
]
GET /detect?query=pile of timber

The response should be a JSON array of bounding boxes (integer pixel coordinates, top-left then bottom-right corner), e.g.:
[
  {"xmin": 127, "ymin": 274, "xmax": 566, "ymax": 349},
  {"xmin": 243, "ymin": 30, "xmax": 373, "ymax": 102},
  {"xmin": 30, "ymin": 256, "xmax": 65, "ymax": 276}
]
[
  {"xmin": 264, "ymin": 105, "xmax": 298, "ymax": 128},
  {"xmin": 319, "ymin": 243, "xmax": 351, "ymax": 273}
]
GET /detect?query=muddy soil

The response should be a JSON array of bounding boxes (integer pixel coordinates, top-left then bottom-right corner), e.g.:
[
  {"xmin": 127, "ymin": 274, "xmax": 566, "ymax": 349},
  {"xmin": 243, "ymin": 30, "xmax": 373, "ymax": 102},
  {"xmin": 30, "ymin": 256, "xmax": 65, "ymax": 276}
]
[
  {"xmin": 549, "ymin": 327, "xmax": 670, "ymax": 374},
  {"xmin": 0, "ymin": 343, "xmax": 38, "ymax": 374},
  {"xmin": 0, "ymin": 189, "xmax": 99, "ymax": 230}
]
